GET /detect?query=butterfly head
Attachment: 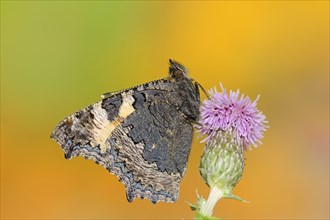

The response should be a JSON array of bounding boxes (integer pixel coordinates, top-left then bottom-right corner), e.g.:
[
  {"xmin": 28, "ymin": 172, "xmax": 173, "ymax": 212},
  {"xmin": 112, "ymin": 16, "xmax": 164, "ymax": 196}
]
[{"xmin": 169, "ymin": 59, "xmax": 189, "ymax": 79}]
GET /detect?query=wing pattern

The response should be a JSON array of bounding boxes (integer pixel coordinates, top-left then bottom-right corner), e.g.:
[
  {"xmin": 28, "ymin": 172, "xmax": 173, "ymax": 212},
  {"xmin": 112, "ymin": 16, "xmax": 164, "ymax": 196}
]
[{"xmin": 51, "ymin": 61, "xmax": 200, "ymax": 203}]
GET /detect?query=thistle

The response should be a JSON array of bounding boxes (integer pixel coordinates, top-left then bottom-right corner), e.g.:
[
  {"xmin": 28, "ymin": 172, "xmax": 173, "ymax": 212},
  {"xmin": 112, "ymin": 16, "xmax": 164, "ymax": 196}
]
[{"xmin": 191, "ymin": 84, "xmax": 268, "ymax": 219}]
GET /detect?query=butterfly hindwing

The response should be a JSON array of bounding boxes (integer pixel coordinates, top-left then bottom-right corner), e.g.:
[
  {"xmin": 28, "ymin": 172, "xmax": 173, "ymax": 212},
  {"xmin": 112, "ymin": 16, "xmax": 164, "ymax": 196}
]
[
  {"xmin": 51, "ymin": 60, "xmax": 200, "ymax": 203},
  {"xmin": 106, "ymin": 93, "xmax": 192, "ymax": 202}
]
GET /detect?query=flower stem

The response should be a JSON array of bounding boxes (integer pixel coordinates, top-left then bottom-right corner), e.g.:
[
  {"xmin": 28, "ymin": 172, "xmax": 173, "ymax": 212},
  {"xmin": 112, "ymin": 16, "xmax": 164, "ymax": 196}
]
[{"xmin": 200, "ymin": 186, "xmax": 223, "ymax": 216}]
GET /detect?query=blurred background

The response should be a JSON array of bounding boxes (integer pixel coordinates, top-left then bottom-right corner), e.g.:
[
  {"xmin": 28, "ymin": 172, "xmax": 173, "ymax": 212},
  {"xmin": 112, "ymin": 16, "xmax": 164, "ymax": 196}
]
[{"xmin": 1, "ymin": 1, "xmax": 329, "ymax": 219}]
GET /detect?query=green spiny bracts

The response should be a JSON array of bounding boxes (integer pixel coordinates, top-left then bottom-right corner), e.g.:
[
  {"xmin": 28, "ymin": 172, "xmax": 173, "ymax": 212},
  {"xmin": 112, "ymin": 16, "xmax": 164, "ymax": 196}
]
[{"xmin": 200, "ymin": 131, "xmax": 244, "ymax": 195}]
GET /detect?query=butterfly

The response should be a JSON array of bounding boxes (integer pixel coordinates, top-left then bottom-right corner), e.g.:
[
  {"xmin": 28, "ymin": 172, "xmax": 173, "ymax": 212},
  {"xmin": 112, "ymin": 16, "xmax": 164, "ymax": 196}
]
[{"xmin": 51, "ymin": 59, "xmax": 201, "ymax": 203}]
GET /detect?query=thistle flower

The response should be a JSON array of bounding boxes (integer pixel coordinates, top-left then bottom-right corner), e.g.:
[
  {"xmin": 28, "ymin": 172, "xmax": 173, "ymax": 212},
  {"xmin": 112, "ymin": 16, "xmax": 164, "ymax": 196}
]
[
  {"xmin": 191, "ymin": 84, "xmax": 268, "ymax": 219},
  {"xmin": 198, "ymin": 84, "xmax": 267, "ymax": 149}
]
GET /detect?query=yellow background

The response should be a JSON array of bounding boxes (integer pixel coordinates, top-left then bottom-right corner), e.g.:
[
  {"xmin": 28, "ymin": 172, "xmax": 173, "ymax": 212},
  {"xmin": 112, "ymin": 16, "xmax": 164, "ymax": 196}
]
[{"xmin": 1, "ymin": 1, "xmax": 329, "ymax": 219}]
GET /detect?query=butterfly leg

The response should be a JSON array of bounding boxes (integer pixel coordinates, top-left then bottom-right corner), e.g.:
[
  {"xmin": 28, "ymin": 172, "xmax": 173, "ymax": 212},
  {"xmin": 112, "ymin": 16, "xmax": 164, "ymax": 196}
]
[{"xmin": 195, "ymin": 82, "xmax": 209, "ymax": 99}]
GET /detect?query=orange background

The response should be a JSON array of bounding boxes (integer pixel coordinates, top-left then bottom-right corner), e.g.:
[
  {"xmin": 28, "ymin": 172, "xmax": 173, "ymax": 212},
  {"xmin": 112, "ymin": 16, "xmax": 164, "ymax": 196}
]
[{"xmin": 1, "ymin": 1, "xmax": 329, "ymax": 219}]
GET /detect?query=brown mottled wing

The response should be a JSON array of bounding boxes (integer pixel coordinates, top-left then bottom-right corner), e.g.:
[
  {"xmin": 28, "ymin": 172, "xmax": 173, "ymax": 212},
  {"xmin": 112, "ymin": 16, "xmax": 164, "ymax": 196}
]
[{"xmin": 51, "ymin": 81, "xmax": 197, "ymax": 203}]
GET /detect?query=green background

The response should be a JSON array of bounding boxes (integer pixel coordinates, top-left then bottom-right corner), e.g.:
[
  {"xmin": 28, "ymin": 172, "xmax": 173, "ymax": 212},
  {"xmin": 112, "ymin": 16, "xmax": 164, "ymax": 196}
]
[{"xmin": 1, "ymin": 1, "xmax": 329, "ymax": 219}]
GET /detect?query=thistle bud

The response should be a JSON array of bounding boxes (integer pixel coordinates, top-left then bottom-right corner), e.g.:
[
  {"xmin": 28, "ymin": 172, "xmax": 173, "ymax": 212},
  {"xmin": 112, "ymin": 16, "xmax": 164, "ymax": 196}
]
[{"xmin": 200, "ymin": 130, "xmax": 244, "ymax": 195}]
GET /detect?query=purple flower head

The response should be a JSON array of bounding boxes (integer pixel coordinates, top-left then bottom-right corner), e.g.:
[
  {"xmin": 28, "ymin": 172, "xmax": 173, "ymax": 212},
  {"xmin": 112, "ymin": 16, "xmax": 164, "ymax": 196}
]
[{"xmin": 198, "ymin": 84, "xmax": 268, "ymax": 149}]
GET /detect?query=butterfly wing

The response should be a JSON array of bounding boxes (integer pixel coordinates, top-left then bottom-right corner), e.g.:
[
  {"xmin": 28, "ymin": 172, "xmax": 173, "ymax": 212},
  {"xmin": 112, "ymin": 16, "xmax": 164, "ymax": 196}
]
[{"xmin": 51, "ymin": 77, "xmax": 200, "ymax": 203}]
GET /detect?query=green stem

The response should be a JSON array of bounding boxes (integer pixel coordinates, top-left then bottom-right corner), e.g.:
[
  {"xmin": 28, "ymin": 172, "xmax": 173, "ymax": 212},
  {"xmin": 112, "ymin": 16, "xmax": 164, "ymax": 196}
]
[{"xmin": 200, "ymin": 187, "xmax": 223, "ymax": 216}]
